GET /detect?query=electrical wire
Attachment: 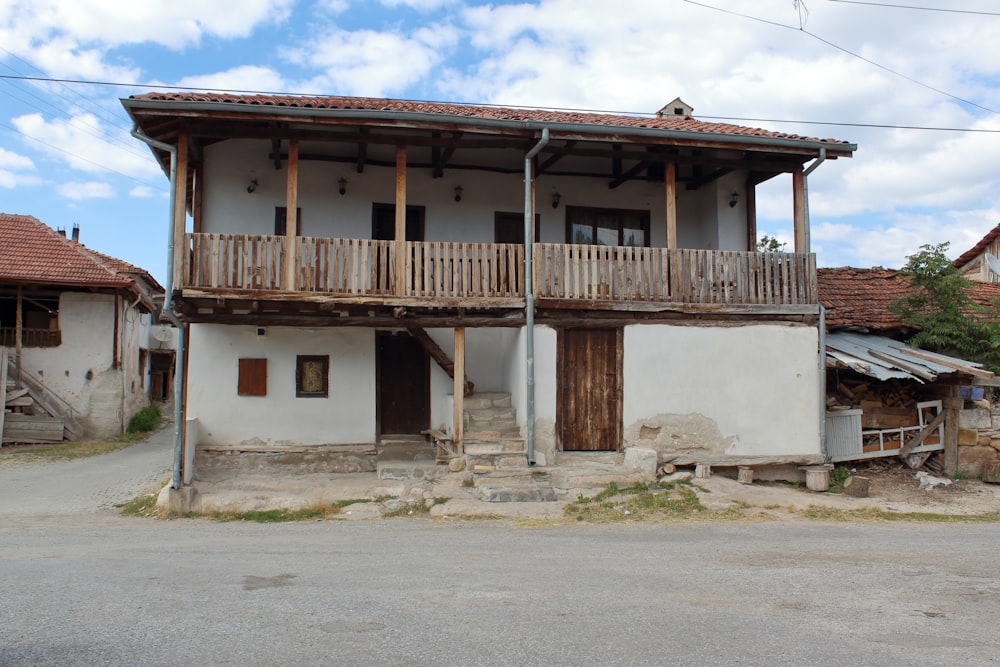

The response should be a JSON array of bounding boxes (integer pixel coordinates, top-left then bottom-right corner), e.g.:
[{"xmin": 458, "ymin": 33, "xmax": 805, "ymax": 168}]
[
  {"xmin": 826, "ymin": 0, "xmax": 1000, "ymax": 16},
  {"xmin": 682, "ymin": 0, "xmax": 998, "ymax": 114}
]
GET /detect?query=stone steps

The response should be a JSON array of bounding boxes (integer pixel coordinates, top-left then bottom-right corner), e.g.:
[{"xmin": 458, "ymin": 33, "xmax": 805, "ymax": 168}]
[{"xmin": 462, "ymin": 392, "xmax": 523, "ymax": 470}]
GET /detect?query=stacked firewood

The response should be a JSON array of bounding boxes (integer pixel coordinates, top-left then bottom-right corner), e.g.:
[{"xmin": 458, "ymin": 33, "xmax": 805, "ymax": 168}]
[{"xmin": 826, "ymin": 379, "xmax": 919, "ymax": 410}]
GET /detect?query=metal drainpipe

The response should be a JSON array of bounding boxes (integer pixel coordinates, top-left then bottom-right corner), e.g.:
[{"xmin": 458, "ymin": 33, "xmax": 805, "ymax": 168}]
[
  {"xmin": 818, "ymin": 305, "xmax": 827, "ymax": 461},
  {"xmin": 801, "ymin": 148, "xmax": 826, "ymax": 250},
  {"xmin": 130, "ymin": 125, "xmax": 185, "ymax": 489},
  {"xmin": 524, "ymin": 127, "xmax": 549, "ymax": 465}
]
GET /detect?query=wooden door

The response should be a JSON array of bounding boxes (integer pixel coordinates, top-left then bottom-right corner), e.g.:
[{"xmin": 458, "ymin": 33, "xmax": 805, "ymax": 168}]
[
  {"xmin": 557, "ymin": 328, "xmax": 623, "ymax": 451},
  {"xmin": 376, "ymin": 331, "xmax": 430, "ymax": 437}
]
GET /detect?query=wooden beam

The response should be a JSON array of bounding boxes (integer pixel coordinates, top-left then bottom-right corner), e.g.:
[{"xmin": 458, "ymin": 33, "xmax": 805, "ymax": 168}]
[
  {"xmin": 283, "ymin": 139, "xmax": 300, "ymax": 291},
  {"xmin": 453, "ymin": 327, "xmax": 465, "ymax": 452},
  {"xmin": 173, "ymin": 130, "xmax": 189, "ymax": 290},
  {"xmin": 192, "ymin": 161, "xmax": 204, "ymax": 234},
  {"xmin": 608, "ymin": 161, "xmax": 649, "ymax": 189},
  {"xmin": 943, "ymin": 390, "xmax": 961, "ymax": 477},
  {"xmin": 665, "ymin": 162, "xmax": 677, "ymax": 249},
  {"xmin": 898, "ymin": 347, "xmax": 995, "ymax": 379},
  {"xmin": 898, "ymin": 411, "xmax": 946, "ymax": 458},
  {"xmin": 271, "ymin": 138, "xmax": 282, "ymax": 170},
  {"xmin": 0, "ymin": 346, "xmax": 7, "ymax": 446},
  {"xmin": 746, "ymin": 179, "xmax": 757, "ymax": 251},
  {"xmin": 356, "ymin": 128, "xmax": 368, "ymax": 173},
  {"xmin": 394, "ymin": 145, "xmax": 407, "ymax": 296},
  {"xmin": 792, "ymin": 166, "xmax": 807, "ymax": 253}
]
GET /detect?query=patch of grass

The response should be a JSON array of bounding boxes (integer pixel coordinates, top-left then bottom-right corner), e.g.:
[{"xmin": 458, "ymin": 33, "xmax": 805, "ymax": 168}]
[
  {"xmin": 118, "ymin": 491, "xmax": 161, "ymax": 517},
  {"xmin": 829, "ymin": 466, "xmax": 850, "ymax": 489},
  {"xmin": 127, "ymin": 405, "xmax": 161, "ymax": 434},
  {"xmin": 565, "ymin": 482, "xmax": 706, "ymax": 522},
  {"xmin": 0, "ymin": 438, "xmax": 135, "ymax": 466},
  {"xmin": 955, "ymin": 469, "xmax": 970, "ymax": 481},
  {"xmin": 797, "ymin": 505, "xmax": 1000, "ymax": 523},
  {"xmin": 382, "ymin": 501, "xmax": 431, "ymax": 518},
  {"xmin": 334, "ymin": 498, "xmax": 373, "ymax": 508},
  {"xmin": 212, "ymin": 505, "xmax": 340, "ymax": 522}
]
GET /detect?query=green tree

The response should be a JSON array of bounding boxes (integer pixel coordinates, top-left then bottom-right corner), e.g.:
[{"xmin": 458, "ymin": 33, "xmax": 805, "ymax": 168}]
[
  {"xmin": 890, "ymin": 242, "xmax": 1000, "ymax": 373},
  {"xmin": 756, "ymin": 235, "xmax": 787, "ymax": 252}
]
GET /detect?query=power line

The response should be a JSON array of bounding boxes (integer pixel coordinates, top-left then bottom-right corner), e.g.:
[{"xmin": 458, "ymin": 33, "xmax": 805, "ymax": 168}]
[
  {"xmin": 683, "ymin": 0, "xmax": 997, "ymax": 114},
  {"xmin": 826, "ymin": 0, "xmax": 1000, "ymax": 16},
  {"xmin": 0, "ymin": 71, "xmax": 996, "ymax": 136},
  {"xmin": 696, "ymin": 115, "xmax": 1000, "ymax": 133}
]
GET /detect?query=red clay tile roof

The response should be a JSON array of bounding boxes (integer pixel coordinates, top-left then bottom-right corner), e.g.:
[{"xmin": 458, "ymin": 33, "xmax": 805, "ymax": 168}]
[
  {"xmin": 127, "ymin": 92, "xmax": 855, "ymax": 149},
  {"xmin": 819, "ymin": 266, "xmax": 1000, "ymax": 331},
  {"xmin": 0, "ymin": 213, "xmax": 161, "ymax": 294},
  {"xmin": 953, "ymin": 222, "xmax": 1000, "ymax": 268}
]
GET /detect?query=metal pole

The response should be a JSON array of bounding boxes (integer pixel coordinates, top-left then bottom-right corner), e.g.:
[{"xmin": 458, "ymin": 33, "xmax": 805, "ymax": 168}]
[{"xmin": 524, "ymin": 128, "xmax": 549, "ymax": 465}]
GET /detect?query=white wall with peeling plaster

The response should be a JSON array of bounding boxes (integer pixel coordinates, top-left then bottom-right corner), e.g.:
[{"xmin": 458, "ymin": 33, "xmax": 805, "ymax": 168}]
[{"xmin": 622, "ymin": 323, "xmax": 822, "ymax": 456}]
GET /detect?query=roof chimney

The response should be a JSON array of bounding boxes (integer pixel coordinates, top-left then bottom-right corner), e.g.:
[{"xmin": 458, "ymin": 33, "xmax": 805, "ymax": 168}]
[
  {"xmin": 656, "ymin": 97, "xmax": 694, "ymax": 119},
  {"xmin": 71, "ymin": 224, "xmax": 80, "ymax": 242},
  {"xmin": 56, "ymin": 227, "xmax": 66, "ymax": 236}
]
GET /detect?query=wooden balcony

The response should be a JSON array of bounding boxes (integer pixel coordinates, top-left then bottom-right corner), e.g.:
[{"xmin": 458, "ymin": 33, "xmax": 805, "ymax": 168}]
[
  {"xmin": 181, "ymin": 233, "xmax": 817, "ymax": 316},
  {"xmin": 0, "ymin": 328, "xmax": 62, "ymax": 348}
]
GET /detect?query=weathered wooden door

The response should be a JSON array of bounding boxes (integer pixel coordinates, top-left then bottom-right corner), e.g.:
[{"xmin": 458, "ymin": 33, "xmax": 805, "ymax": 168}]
[
  {"xmin": 557, "ymin": 328, "xmax": 623, "ymax": 451},
  {"xmin": 376, "ymin": 331, "xmax": 430, "ymax": 437}
]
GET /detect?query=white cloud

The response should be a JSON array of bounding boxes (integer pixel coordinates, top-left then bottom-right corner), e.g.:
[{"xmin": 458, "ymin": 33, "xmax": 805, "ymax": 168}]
[
  {"xmin": 175, "ymin": 66, "xmax": 288, "ymax": 94},
  {"xmin": 379, "ymin": 0, "xmax": 458, "ymax": 11},
  {"xmin": 0, "ymin": 147, "xmax": 40, "ymax": 188},
  {"xmin": 284, "ymin": 24, "xmax": 458, "ymax": 97},
  {"xmin": 57, "ymin": 180, "xmax": 115, "ymax": 200},
  {"xmin": 12, "ymin": 111, "xmax": 161, "ymax": 181},
  {"xmin": 129, "ymin": 185, "xmax": 155, "ymax": 197}
]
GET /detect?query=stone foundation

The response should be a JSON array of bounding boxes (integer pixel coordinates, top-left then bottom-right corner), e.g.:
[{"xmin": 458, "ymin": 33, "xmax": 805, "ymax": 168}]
[
  {"xmin": 958, "ymin": 403, "xmax": 1000, "ymax": 479},
  {"xmin": 195, "ymin": 444, "xmax": 377, "ymax": 478}
]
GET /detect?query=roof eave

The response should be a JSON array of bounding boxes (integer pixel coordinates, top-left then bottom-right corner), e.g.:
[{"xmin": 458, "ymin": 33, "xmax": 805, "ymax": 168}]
[{"xmin": 122, "ymin": 98, "xmax": 857, "ymax": 158}]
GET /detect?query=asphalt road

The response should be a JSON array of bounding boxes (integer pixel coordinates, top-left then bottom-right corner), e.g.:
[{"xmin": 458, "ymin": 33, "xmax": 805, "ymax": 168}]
[
  {"xmin": 3, "ymin": 431, "xmax": 1000, "ymax": 666},
  {"xmin": 2, "ymin": 517, "xmax": 1000, "ymax": 666}
]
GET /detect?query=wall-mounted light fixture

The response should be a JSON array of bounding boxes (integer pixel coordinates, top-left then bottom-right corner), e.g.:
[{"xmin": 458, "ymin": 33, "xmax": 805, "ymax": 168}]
[
  {"xmin": 246, "ymin": 172, "xmax": 258, "ymax": 194},
  {"xmin": 338, "ymin": 177, "xmax": 348, "ymax": 196},
  {"xmin": 729, "ymin": 192, "xmax": 739, "ymax": 208},
  {"xmin": 454, "ymin": 185, "xmax": 464, "ymax": 202},
  {"xmin": 551, "ymin": 191, "xmax": 561, "ymax": 209}
]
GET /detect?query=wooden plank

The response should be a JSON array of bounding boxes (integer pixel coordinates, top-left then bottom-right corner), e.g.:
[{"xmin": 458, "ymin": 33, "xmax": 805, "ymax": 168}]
[
  {"xmin": 897, "ymin": 347, "xmax": 995, "ymax": 379},
  {"xmin": 283, "ymin": 139, "xmax": 300, "ymax": 290},
  {"xmin": 2, "ymin": 413, "xmax": 64, "ymax": 444},
  {"xmin": 0, "ymin": 346, "xmax": 6, "ymax": 447},
  {"xmin": 665, "ymin": 161, "xmax": 677, "ymax": 249},
  {"xmin": 898, "ymin": 411, "xmax": 946, "ymax": 458},
  {"xmin": 453, "ymin": 327, "xmax": 465, "ymax": 452},
  {"xmin": 792, "ymin": 166, "xmax": 807, "ymax": 253},
  {"xmin": 173, "ymin": 130, "xmax": 189, "ymax": 291}
]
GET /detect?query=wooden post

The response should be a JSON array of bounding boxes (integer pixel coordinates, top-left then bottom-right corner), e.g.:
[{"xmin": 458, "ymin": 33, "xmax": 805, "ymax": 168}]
[
  {"xmin": 14, "ymin": 285, "xmax": 22, "ymax": 390},
  {"xmin": 0, "ymin": 345, "xmax": 7, "ymax": 446},
  {"xmin": 394, "ymin": 145, "xmax": 407, "ymax": 295},
  {"xmin": 665, "ymin": 162, "xmax": 677, "ymax": 249},
  {"xmin": 453, "ymin": 327, "xmax": 465, "ymax": 453},
  {"xmin": 192, "ymin": 161, "xmax": 204, "ymax": 235},
  {"xmin": 745, "ymin": 180, "xmax": 757, "ymax": 251},
  {"xmin": 792, "ymin": 166, "xmax": 807, "ymax": 253},
  {"xmin": 283, "ymin": 139, "xmax": 299, "ymax": 291},
  {"xmin": 943, "ymin": 386, "xmax": 962, "ymax": 478},
  {"xmin": 173, "ymin": 131, "xmax": 189, "ymax": 291}
]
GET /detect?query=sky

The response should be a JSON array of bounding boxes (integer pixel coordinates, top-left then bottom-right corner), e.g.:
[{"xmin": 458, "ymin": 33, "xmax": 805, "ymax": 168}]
[{"xmin": 1, "ymin": 0, "xmax": 999, "ymax": 284}]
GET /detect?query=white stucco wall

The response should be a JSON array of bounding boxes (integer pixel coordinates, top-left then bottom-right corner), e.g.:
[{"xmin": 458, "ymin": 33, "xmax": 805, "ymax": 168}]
[
  {"xmin": 187, "ymin": 324, "xmax": 376, "ymax": 446},
  {"xmin": 200, "ymin": 139, "xmax": 753, "ymax": 250},
  {"xmin": 19, "ymin": 292, "xmax": 150, "ymax": 438},
  {"xmin": 623, "ymin": 323, "xmax": 821, "ymax": 456}
]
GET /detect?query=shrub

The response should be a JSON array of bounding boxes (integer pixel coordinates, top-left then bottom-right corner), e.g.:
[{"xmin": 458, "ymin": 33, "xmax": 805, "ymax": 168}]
[{"xmin": 127, "ymin": 405, "xmax": 162, "ymax": 434}]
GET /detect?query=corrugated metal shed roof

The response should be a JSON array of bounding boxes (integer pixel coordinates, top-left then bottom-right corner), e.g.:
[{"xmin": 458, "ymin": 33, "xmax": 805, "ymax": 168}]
[{"xmin": 825, "ymin": 332, "xmax": 992, "ymax": 383}]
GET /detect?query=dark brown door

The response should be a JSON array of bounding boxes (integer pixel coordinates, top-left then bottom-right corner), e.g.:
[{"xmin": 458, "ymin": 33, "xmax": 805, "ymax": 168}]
[
  {"xmin": 557, "ymin": 328, "xmax": 623, "ymax": 451},
  {"xmin": 376, "ymin": 331, "xmax": 430, "ymax": 437}
]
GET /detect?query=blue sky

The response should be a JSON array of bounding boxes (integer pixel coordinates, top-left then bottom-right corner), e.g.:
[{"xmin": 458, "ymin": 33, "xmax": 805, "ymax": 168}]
[{"xmin": 2, "ymin": 0, "xmax": 999, "ymax": 284}]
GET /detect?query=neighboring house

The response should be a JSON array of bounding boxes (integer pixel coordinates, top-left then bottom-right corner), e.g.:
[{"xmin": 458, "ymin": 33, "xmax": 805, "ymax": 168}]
[
  {"xmin": 124, "ymin": 92, "xmax": 856, "ymax": 489},
  {"xmin": 818, "ymin": 267, "xmax": 998, "ymax": 474},
  {"xmin": 0, "ymin": 213, "xmax": 164, "ymax": 440},
  {"xmin": 954, "ymin": 222, "xmax": 1000, "ymax": 282}
]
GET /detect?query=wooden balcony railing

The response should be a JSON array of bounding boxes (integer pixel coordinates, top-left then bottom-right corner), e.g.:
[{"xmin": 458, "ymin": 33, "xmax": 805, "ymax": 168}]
[
  {"xmin": 535, "ymin": 245, "xmax": 817, "ymax": 305},
  {"xmin": 0, "ymin": 328, "xmax": 62, "ymax": 348},
  {"xmin": 182, "ymin": 233, "xmax": 816, "ymax": 308}
]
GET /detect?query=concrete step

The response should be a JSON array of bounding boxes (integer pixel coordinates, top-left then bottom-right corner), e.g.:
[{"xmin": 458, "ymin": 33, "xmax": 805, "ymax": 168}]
[
  {"xmin": 465, "ymin": 407, "xmax": 516, "ymax": 423},
  {"xmin": 464, "ymin": 440, "xmax": 525, "ymax": 455},
  {"xmin": 467, "ymin": 453, "xmax": 529, "ymax": 469},
  {"xmin": 464, "ymin": 392, "xmax": 512, "ymax": 410},
  {"xmin": 477, "ymin": 485, "xmax": 557, "ymax": 503}
]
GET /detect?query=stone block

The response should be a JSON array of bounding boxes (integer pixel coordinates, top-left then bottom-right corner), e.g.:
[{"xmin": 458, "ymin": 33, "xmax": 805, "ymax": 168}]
[
  {"xmin": 982, "ymin": 462, "xmax": 1000, "ymax": 484},
  {"xmin": 478, "ymin": 485, "xmax": 557, "ymax": 502},
  {"xmin": 980, "ymin": 435, "xmax": 994, "ymax": 447},
  {"xmin": 156, "ymin": 485, "xmax": 198, "ymax": 513},
  {"xmin": 958, "ymin": 445, "xmax": 1000, "ymax": 479},
  {"xmin": 448, "ymin": 457, "xmax": 466, "ymax": 472},
  {"xmin": 624, "ymin": 447, "xmax": 658, "ymax": 482},
  {"xmin": 960, "ymin": 407, "xmax": 992, "ymax": 430},
  {"xmin": 959, "ymin": 428, "xmax": 981, "ymax": 446}
]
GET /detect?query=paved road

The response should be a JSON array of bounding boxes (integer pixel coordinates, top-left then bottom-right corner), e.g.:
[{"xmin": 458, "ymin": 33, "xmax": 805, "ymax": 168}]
[
  {"xmin": 3, "ymin": 431, "xmax": 1000, "ymax": 666},
  {"xmin": 0, "ymin": 423, "xmax": 173, "ymax": 516}
]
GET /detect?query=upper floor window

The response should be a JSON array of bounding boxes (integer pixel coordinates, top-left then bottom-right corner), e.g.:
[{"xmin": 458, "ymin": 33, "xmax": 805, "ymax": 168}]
[
  {"xmin": 274, "ymin": 207, "xmax": 303, "ymax": 236},
  {"xmin": 566, "ymin": 206, "xmax": 650, "ymax": 247}
]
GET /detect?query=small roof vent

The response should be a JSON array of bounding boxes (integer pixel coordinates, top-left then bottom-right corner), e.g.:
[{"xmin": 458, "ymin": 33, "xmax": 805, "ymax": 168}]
[{"xmin": 657, "ymin": 97, "xmax": 693, "ymax": 119}]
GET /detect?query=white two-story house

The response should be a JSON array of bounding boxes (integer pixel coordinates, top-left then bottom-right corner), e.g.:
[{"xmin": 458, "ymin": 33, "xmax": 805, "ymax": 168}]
[{"xmin": 124, "ymin": 92, "xmax": 855, "ymax": 491}]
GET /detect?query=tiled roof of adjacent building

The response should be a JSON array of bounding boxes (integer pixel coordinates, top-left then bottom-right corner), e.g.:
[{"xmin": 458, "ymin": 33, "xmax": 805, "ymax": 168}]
[
  {"xmin": 819, "ymin": 266, "xmax": 1000, "ymax": 331},
  {"xmin": 0, "ymin": 213, "xmax": 162, "ymax": 293},
  {"xmin": 953, "ymin": 221, "xmax": 1000, "ymax": 269},
  {"xmin": 126, "ymin": 92, "xmax": 855, "ymax": 148}
]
